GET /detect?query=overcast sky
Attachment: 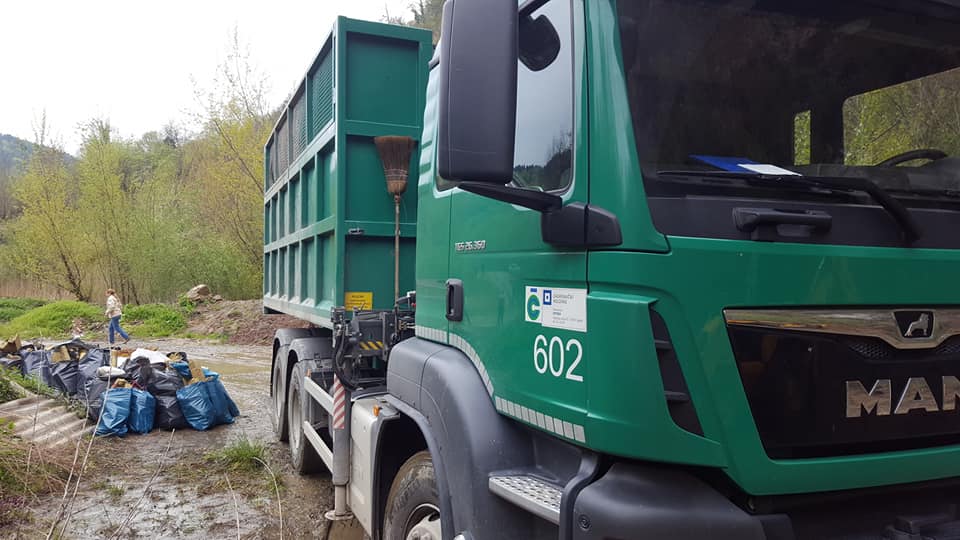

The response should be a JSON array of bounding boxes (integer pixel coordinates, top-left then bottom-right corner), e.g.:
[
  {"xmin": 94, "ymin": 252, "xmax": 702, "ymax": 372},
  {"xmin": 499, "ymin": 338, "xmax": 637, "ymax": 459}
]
[{"xmin": 0, "ymin": 0, "xmax": 410, "ymax": 154}]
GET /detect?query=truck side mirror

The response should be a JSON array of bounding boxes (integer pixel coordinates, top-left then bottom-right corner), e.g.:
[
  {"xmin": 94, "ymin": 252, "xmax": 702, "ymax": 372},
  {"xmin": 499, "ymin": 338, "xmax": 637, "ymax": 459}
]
[{"xmin": 437, "ymin": 0, "xmax": 518, "ymax": 184}]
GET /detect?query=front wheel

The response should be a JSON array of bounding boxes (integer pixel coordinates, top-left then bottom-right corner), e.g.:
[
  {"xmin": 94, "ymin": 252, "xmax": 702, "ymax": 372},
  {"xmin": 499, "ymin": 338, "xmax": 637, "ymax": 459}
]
[{"xmin": 383, "ymin": 451, "xmax": 441, "ymax": 540}]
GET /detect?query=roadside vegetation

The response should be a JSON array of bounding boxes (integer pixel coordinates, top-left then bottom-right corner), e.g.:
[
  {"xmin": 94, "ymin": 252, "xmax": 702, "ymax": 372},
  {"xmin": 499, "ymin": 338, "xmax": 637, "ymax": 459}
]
[
  {"xmin": 0, "ymin": 423, "xmax": 73, "ymax": 528},
  {"xmin": 0, "ymin": 367, "xmax": 55, "ymax": 403},
  {"xmin": 0, "ymin": 300, "xmax": 188, "ymax": 341},
  {"xmin": 175, "ymin": 436, "xmax": 284, "ymax": 500},
  {"xmin": 0, "ymin": 34, "xmax": 271, "ymax": 305},
  {"xmin": 0, "ymin": 298, "xmax": 47, "ymax": 323}
]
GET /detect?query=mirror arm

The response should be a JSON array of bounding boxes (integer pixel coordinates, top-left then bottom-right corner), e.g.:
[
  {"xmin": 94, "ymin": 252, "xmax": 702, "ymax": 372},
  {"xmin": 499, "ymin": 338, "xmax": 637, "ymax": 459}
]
[
  {"xmin": 457, "ymin": 182, "xmax": 623, "ymax": 248},
  {"xmin": 458, "ymin": 182, "xmax": 562, "ymax": 212}
]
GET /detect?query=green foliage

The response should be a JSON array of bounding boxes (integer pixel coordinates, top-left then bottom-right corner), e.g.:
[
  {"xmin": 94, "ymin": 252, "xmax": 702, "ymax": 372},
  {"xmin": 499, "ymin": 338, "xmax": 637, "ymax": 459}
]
[
  {"xmin": 383, "ymin": 0, "xmax": 443, "ymax": 43},
  {"xmin": 0, "ymin": 298, "xmax": 47, "ymax": 322},
  {"xmin": 0, "ymin": 372, "xmax": 20, "ymax": 404},
  {"xmin": 122, "ymin": 304, "xmax": 186, "ymax": 337},
  {"xmin": 0, "ymin": 367, "xmax": 56, "ymax": 399},
  {"xmin": 793, "ymin": 110, "xmax": 811, "ymax": 166},
  {"xmin": 204, "ymin": 437, "xmax": 267, "ymax": 472},
  {"xmin": 105, "ymin": 482, "xmax": 125, "ymax": 500},
  {"xmin": 0, "ymin": 301, "xmax": 100, "ymax": 338},
  {"xmin": 844, "ymin": 68, "xmax": 960, "ymax": 166},
  {"xmin": 177, "ymin": 295, "xmax": 196, "ymax": 312}
]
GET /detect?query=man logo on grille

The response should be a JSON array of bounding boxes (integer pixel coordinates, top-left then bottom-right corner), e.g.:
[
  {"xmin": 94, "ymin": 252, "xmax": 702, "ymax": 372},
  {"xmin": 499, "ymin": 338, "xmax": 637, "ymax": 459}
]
[{"xmin": 894, "ymin": 311, "xmax": 934, "ymax": 339}]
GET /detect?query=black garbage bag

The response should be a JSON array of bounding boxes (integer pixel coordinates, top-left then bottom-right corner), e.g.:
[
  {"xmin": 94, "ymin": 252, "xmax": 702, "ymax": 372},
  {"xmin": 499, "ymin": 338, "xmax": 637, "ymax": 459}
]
[
  {"xmin": 82, "ymin": 377, "xmax": 110, "ymax": 421},
  {"xmin": 20, "ymin": 350, "xmax": 52, "ymax": 386},
  {"xmin": 78, "ymin": 348, "xmax": 110, "ymax": 384},
  {"xmin": 0, "ymin": 354, "xmax": 22, "ymax": 371},
  {"xmin": 155, "ymin": 394, "xmax": 188, "ymax": 430},
  {"xmin": 123, "ymin": 356, "xmax": 142, "ymax": 378},
  {"xmin": 48, "ymin": 359, "xmax": 80, "ymax": 397},
  {"xmin": 147, "ymin": 368, "xmax": 184, "ymax": 396}
]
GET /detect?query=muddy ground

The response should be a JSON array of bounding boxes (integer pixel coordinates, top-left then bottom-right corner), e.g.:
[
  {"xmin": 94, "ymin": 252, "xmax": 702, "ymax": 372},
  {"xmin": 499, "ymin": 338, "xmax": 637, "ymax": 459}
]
[{"xmin": 6, "ymin": 338, "xmax": 364, "ymax": 540}]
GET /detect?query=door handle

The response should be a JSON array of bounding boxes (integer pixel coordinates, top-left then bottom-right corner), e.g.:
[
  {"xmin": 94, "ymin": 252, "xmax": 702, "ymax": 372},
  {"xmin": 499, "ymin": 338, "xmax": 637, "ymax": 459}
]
[
  {"xmin": 733, "ymin": 207, "xmax": 832, "ymax": 241},
  {"xmin": 446, "ymin": 279, "xmax": 463, "ymax": 322}
]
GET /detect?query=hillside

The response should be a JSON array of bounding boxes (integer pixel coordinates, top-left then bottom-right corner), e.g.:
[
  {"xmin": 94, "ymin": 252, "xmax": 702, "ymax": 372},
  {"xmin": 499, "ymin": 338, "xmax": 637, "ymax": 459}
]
[{"xmin": 0, "ymin": 133, "xmax": 33, "ymax": 174}]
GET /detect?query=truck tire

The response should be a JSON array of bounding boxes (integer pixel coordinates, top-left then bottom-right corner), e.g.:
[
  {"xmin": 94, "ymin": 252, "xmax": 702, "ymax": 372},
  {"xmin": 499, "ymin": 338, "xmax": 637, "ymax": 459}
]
[
  {"xmin": 271, "ymin": 352, "xmax": 289, "ymax": 442},
  {"xmin": 288, "ymin": 361, "xmax": 323, "ymax": 474},
  {"xmin": 383, "ymin": 451, "xmax": 441, "ymax": 540}
]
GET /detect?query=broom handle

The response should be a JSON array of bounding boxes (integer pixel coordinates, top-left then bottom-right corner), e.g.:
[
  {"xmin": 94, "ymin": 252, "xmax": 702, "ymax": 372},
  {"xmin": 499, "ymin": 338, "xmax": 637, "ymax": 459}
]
[{"xmin": 394, "ymin": 195, "xmax": 401, "ymax": 303}]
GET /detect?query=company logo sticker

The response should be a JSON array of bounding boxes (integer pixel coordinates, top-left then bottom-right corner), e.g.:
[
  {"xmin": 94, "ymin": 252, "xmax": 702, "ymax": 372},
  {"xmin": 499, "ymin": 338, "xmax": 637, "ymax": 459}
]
[
  {"xmin": 524, "ymin": 286, "xmax": 587, "ymax": 332},
  {"xmin": 525, "ymin": 287, "xmax": 542, "ymax": 323}
]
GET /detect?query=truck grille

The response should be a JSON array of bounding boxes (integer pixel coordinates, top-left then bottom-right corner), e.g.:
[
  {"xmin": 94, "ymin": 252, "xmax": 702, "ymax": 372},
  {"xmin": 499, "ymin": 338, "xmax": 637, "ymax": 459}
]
[{"xmin": 726, "ymin": 310, "xmax": 960, "ymax": 459}]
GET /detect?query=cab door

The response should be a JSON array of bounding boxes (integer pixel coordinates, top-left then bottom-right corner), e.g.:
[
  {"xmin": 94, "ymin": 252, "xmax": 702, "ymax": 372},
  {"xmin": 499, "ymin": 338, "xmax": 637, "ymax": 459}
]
[{"xmin": 447, "ymin": 0, "xmax": 590, "ymax": 444}]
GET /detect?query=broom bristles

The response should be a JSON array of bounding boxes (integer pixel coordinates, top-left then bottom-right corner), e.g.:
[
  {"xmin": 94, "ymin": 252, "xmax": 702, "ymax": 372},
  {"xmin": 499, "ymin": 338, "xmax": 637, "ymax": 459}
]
[{"xmin": 375, "ymin": 136, "xmax": 416, "ymax": 196}]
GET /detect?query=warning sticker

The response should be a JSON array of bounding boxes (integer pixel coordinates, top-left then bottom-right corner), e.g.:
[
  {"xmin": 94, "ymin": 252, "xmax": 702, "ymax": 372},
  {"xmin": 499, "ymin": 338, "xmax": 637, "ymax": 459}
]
[
  {"xmin": 344, "ymin": 291, "xmax": 373, "ymax": 311},
  {"xmin": 525, "ymin": 286, "xmax": 587, "ymax": 332}
]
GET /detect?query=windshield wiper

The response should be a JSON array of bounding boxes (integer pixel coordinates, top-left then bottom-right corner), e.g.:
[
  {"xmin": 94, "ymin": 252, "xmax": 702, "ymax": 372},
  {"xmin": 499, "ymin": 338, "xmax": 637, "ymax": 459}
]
[{"xmin": 657, "ymin": 170, "xmax": 922, "ymax": 245}]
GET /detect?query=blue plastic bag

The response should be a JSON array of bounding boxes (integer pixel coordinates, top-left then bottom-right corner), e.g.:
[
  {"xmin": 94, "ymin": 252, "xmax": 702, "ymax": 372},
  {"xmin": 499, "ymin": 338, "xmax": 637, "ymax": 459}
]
[
  {"xmin": 95, "ymin": 388, "xmax": 131, "ymax": 437},
  {"xmin": 128, "ymin": 388, "xmax": 156, "ymax": 434},
  {"xmin": 169, "ymin": 361, "xmax": 217, "ymax": 381},
  {"xmin": 177, "ymin": 383, "xmax": 216, "ymax": 431},
  {"xmin": 214, "ymin": 378, "xmax": 240, "ymax": 418},
  {"xmin": 176, "ymin": 379, "xmax": 236, "ymax": 431},
  {"xmin": 203, "ymin": 380, "xmax": 235, "ymax": 425}
]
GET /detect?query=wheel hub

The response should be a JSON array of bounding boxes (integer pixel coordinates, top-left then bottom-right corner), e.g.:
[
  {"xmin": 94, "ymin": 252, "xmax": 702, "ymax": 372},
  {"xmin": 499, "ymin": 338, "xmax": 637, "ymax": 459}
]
[{"xmin": 405, "ymin": 503, "xmax": 441, "ymax": 540}]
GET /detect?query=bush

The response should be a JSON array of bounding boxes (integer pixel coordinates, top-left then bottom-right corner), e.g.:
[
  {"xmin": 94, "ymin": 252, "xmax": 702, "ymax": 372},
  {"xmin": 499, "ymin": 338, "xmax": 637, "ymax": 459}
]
[
  {"xmin": 122, "ymin": 304, "xmax": 187, "ymax": 337},
  {"xmin": 0, "ymin": 301, "xmax": 100, "ymax": 339},
  {"xmin": 0, "ymin": 367, "xmax": 56, "ymax": 399},
  {"xmin": 0, "ymin": 298, "xmax": 47, "ymax": 322},
  {"xmin": 0, "ymin": 374, "xmax": 19, "ymax": 404}
]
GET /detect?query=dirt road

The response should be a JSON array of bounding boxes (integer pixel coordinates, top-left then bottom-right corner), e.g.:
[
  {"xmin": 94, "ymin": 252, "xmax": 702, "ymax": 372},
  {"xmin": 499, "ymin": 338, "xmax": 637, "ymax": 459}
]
[{"xmin": 10, "ymin": 339, "xmax": 363, "ymax": 539}]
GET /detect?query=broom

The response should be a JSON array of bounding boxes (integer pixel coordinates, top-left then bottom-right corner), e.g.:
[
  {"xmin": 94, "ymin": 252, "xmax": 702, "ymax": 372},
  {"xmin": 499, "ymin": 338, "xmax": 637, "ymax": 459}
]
[{"xmin": 374, "ymin": 136, "xmax": 416, "ymax": 303}]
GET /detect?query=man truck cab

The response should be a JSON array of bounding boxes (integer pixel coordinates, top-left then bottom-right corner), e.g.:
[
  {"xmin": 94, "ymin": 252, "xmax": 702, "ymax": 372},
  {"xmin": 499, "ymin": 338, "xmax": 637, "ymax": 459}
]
[{"xmin": 267, "ymin": 1, "xmax": 960, "ymax": 538}]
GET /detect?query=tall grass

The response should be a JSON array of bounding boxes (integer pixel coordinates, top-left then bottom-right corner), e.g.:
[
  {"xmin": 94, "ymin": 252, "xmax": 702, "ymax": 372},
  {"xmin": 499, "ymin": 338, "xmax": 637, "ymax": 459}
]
[
  {"xmin": 204, "ymin": 437, "xmax": 267, "ymax": 473},
  {"xmin": 0, "ymin": 425, "xmax": 74, "ymax": 527}
]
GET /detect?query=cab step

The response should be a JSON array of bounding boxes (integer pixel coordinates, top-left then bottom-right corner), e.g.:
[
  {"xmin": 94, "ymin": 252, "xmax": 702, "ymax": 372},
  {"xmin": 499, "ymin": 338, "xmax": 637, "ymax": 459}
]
[{"xmin": 488, "ymin": 473, "xmax": 562, "ymax": 524}]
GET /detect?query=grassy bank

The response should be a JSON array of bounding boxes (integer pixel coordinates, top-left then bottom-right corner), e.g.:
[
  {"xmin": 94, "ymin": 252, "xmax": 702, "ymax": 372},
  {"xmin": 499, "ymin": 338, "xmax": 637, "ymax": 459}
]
[{"xmin": 0, "ymin": 299, "xmax": 188, "ymax": 341}]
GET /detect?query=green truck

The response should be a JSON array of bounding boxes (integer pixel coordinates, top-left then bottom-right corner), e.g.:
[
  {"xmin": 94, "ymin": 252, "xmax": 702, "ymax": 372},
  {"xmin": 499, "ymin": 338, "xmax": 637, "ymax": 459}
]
[{"xmin": 265, "ymin": 1, "xmax": 960, "ymax": 538}]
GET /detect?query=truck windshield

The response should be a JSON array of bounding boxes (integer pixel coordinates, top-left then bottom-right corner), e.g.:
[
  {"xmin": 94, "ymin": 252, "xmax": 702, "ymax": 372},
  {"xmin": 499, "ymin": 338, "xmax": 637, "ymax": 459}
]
[{"xmin": 617, "ymin": 0, "xmax": 960, "ymax": 198}]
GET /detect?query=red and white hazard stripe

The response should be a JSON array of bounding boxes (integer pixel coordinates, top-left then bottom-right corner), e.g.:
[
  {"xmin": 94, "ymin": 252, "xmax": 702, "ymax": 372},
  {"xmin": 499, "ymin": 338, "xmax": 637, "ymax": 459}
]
[{"xmin": 332, "ymin": 376, "xmax": 346, "ymax": 429}]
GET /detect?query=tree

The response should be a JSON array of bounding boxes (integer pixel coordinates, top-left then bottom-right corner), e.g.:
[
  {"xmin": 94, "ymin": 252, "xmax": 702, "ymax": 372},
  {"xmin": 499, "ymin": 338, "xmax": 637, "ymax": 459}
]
[
  {"xmin": 8, "ymin": 122, "xmax": 91, "ymax": 300},
  {"xmin": 382, "ymin": 0, "xmax": 444, "ymax": 43},
  {"xmin": 185, "ymin": 29, "xmax": 277, "ymax": 296}
]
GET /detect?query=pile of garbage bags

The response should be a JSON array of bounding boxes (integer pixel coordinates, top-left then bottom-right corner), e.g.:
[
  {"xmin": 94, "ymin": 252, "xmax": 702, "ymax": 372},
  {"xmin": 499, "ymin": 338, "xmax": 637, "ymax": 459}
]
[{"xmin": 0, "ymin": 338, "xmax": 239, "ymax": 437}]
